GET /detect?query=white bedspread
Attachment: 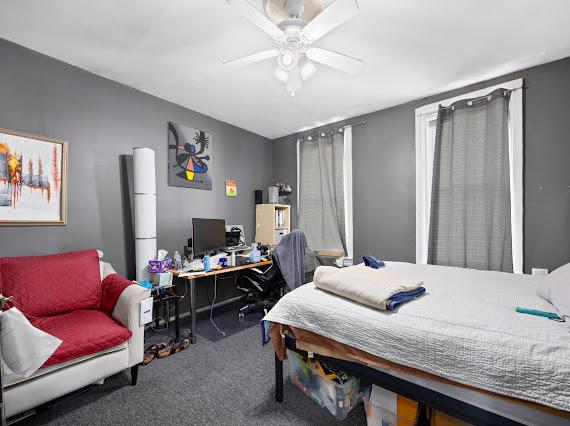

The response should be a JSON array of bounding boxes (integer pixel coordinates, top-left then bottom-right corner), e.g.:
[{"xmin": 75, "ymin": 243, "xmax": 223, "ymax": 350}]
[{"xmin": 264, "ymin": 262, "xmax": 570, "ymax": 413}]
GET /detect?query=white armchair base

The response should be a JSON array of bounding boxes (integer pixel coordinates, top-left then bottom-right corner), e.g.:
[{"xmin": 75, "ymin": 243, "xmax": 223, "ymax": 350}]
[{"xmin": 5, "ymin": 348, "xmax": 128, "ymax": 418}]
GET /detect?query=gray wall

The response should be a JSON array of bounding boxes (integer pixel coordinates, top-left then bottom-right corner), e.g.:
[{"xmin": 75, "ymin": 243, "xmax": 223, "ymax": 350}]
[
  {"xmin": 273, "ymin": 56, "xmax": 570, "ymax": 273},
  {"xmin": 0, "ymin": 39, "xmax": 273, "ymax": 309}
]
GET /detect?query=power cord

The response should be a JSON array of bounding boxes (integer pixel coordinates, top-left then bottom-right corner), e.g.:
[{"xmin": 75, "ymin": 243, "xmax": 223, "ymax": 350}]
[
  {"xmin": 168, "ymin": 283, "xmax": 187, "ymax": 317},
  {"xmin": 150, "ymin": 316, "xmax": 169, "ymax": 332},
  {"xmin": 209, "ymin": 274, "xmax": 226, "ymax": 336}
]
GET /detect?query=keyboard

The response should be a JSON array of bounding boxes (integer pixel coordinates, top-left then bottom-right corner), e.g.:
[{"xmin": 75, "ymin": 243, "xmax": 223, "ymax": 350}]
[
  {"xmin": 223, "ymin": 245, "xmax": 249, "ymax": 252},
  {"xmin": 235, "ymin": 257, "xmax": 250, "ymax": 266}
]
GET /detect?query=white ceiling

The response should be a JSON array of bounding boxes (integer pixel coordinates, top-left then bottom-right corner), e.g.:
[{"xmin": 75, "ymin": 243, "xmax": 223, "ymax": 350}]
[{"xmin": 1, "ymin": 0, "xmax": 570, "ymax": 139}]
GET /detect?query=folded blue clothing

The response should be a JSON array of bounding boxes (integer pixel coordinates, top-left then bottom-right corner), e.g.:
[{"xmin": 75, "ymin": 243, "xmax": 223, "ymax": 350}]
[
  {"xmin": 386, "ymin": 287, "xmax": 426, "ymax": 310},
  {"xmin": 261, "ymin": 320, "xmax": 271, "ymax": 345},
  {"xmin": 363, "ymin": 255, "xmax": 385, "ymax": 269}
]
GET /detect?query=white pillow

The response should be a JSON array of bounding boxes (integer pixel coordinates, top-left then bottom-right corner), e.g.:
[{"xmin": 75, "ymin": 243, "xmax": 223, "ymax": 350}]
[
  {"xmin": 536, "ymin": 262, "xmax": 570, "ymax": 321},
  {"xmin": 1, "ymin": 307, "xmax": 62, "ymax": 379}
]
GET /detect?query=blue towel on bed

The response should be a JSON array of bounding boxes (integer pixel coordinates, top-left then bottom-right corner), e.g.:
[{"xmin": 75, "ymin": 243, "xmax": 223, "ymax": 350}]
[
  {"xmin": 386, "ymin": 287, "xmax": 426, "ymax": 310},
  {"xmin": 363, "ymin": 255, "xmax": 385, "ymax": 269},
  {"xmin": 261, "ymin": 320, "xmax": 271, "ymax": 345}
]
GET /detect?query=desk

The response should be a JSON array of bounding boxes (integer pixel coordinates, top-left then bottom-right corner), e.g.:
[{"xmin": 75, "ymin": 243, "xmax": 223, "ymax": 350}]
[{"xmin": 171, "ymin": 260, "xmax": 272, "ymax": 343}]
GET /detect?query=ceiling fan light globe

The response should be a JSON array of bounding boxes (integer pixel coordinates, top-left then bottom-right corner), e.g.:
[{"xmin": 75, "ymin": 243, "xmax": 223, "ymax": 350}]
[
  {"xmin": 273, "ymin": 67, "xmax": 289, "ymax": 83},
  {"xmin": 299, "ymin": 58, "xmax": 317, "ymax": 80},
  {"xmin": 286, "ymin": 67, "xmax": 302, "ymax": 93},
  {"xmin": 278, "ymin": 49, "xmax": 296, "ymax": 71}
]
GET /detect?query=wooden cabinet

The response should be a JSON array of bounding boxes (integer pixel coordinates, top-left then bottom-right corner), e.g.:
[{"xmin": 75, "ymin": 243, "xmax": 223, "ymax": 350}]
[{"xmin": 255, "ymin": 204, "xmax": 291, "ymax": 245}]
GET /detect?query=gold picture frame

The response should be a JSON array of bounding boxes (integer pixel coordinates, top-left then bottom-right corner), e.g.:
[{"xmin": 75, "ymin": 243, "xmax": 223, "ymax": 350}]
[{"xmin": 0, "ymin": 128, "xmax": 68, "ymax": 226}]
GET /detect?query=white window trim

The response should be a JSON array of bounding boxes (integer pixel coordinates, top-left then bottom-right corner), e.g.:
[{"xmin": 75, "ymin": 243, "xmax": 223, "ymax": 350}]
[
  {"xmin": 342, "ymin": 126, "xmax": 354, "ymax": 264},
  {"xmin": 415, "ymin": 78, "xmax": 524, "ymax": 273}
]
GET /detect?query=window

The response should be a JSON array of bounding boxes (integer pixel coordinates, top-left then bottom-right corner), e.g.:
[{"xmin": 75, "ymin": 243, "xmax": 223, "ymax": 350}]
[
  {"xmin": 296, "ymin": 126, "xmax": 353, "ymax": 263},
  {"xmin": 415, "ymin": 79, "xmax": 524, "ymax": 272}
]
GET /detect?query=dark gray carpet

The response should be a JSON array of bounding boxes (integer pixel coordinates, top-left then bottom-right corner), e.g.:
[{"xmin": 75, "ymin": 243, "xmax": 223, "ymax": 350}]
[
  {"xmin": 19, "ymin": 308, "xmax": 367, "ymax": 425},
  {"xmin": 196, "ymin": 307, "xmax": 264, "ymax": 342}
]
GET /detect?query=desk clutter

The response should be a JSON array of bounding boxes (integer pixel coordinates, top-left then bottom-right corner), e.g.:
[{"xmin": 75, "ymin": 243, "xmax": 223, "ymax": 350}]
[
  {"xmin": 140, "ymin": 250, "xmax": 191, "ymax": 366},
  {"xmin": 138, "ymin": 237, "xmax": 275, "ymax": 347},
  {"xmin": 134, "ymin": 217, "xmax": 303, "ymax": 352},
  {"xmin": 135, "ymin": 218, "xmax": 283, "ymax": 365},
  {"xmin": 141, "ymin": 246, "xmax": 247, "ymax": 277}
]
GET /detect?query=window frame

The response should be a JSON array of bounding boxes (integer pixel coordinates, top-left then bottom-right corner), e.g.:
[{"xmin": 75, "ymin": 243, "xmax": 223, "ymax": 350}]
[
  {"xmin": 415, "ymin": 78, "xmax": 524, "ymax": 272},
  {"xmin": 296, "ymin": 128, "xmax": 354, "ymax": 262}
]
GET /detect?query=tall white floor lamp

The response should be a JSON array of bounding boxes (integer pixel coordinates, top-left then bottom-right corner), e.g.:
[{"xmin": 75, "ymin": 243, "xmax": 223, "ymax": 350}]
[{"xmin": 133, "ymin": 147, "xmax": 157, "ymax": 282}]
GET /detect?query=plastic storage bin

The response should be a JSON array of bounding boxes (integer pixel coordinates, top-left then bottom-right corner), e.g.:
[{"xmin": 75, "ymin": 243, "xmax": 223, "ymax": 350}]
[
  {"xmin": 287, "ymin": 349, "xmax": 366, "ymax": 420},
  {"xmin": 151, "ymin": 272, "xmax": 173, "ymax": 288}
]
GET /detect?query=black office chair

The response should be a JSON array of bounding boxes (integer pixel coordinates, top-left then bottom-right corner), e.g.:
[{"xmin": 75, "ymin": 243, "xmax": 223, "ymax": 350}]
[{"xmin": 236, "ymin": 254, "xmax": 286, "ymax": 319}]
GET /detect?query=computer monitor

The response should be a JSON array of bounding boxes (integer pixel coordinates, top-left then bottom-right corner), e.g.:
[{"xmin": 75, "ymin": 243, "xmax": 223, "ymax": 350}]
[{"xmin": 192, "ymin": 218, "xmax": 226, "ymax": 255}]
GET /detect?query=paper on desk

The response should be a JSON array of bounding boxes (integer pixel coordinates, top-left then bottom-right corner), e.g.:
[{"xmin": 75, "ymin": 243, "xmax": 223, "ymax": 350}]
[
  {"xmin": 178, "ymin": 271, "xmax": 206, "ymax": 278},
  {"xmin": 210, "ymin": 253, "xmax": 227, "ymax": 266}
]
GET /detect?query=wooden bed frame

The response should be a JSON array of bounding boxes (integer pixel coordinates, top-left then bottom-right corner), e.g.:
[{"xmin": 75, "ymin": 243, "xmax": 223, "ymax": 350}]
[{"xmin": 275, "ymin": 335, "xmax": 522, "ymax": 426}]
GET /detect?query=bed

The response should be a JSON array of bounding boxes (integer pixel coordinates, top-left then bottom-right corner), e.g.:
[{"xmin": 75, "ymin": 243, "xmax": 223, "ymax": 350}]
[{"xmin": 263, "ymin": 262, "xmax": 570, "ymax": 426}]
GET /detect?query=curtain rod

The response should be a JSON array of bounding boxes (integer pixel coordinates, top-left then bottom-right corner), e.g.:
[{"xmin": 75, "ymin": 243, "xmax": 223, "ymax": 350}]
[
  {"xmin": 295, "ymin": 121, "xmax": 366, "ymax": 142},
  {"xmin": 441, "ymin": 87, "xmax": 520, "ymax": 110},
  {"xmin": 417, "ymin": 86, "xmax": 523, "ymax": 117}
]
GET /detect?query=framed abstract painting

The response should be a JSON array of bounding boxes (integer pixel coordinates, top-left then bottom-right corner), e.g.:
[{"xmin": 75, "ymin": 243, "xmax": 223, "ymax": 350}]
[
  {"xmin": 167, "ymin": 122, "xmax": 213, "ymax": 190},
  {"xmin": 0, "ymin": 129, "xmax": 68, "ymax": 225}
]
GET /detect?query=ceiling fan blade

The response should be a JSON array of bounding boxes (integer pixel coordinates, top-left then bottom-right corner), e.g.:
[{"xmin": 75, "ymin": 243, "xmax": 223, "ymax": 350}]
[
  {"xmin": 224, "ymin": 49, "xmax": 279, "ymax": 67},
  {"xmin": 301, "ymin": 0, "xmax": 359, "ymax": 42},
  {"xmin": 306, "ymin": 47, "xmax": 364, "ymax": 74},
  {"xmin": 227, "ymin": 0, "xmax": 285, "ymax": 40}
]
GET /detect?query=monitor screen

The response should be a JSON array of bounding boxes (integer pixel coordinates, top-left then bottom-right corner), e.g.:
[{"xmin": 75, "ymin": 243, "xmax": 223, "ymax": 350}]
[{"xmin": 192, "ymin": 218, "xmax": 226, "ymax": 255}]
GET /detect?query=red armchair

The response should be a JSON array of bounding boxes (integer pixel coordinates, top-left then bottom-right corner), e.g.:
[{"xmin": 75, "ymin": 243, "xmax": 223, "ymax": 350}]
[{"xmin": 0, "ymin": 249, "xmax": 150, "ymax": 418}]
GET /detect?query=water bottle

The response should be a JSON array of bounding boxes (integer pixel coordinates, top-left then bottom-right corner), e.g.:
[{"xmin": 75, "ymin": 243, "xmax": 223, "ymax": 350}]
[
  {"xmin": 173, "ymin": 251, "xmax": 182, "ymax": 270},
  {"xmin": 249, "ymin": 244, "xmax": 261, "ymax": 263},
  {"xmin": 203, "ymin": 254, "xmax": 211, "ymax": 272}
]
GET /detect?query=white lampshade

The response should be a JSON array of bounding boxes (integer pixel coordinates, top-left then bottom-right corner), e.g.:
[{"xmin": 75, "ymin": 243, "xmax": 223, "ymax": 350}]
[
  {"xmin": 135, "ymin": 238, "xmax": 156, "ymax": 282},
  {"xmin": 273, "ymin": 67, "xmax": 289, "ymax": 83},
  {"xmin": 277, "ymin": 49, "xmax": 296, "ymax": 71},
  {"xmin": 299, "ymin": 57, "xmax": 317, "ymax": 81},
  {"xmin": 286, "ymin": 67, "xmax": 302, "ymax": 94},
  {"xmin": 133, "ymin": 147, "xmax": 157, "ymax": 281},
  {"xmin": 133, "ymin": 147, "xmax": 156, "ymax": 195},
  {"xmin": 134, "ymin": 194, "xmax": 156, "ymax": 239}
]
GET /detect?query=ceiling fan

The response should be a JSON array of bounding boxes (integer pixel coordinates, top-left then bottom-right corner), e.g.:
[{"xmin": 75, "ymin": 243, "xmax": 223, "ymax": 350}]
[{"xmin": 225, "ymin": 0, "xmax": 364, "ymax": 95}]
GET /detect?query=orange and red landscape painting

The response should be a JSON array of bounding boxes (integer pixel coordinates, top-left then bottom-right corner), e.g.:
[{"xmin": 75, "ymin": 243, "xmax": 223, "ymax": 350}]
[{"xmin": 0, "ymin": 130, "xmax": 66, "ymax": 224}]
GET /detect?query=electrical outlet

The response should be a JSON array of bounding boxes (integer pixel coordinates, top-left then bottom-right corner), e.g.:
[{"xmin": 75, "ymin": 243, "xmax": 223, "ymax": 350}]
[{"xmin": 531, "ymin": 268, "xmax": 549, "ymax": 276}]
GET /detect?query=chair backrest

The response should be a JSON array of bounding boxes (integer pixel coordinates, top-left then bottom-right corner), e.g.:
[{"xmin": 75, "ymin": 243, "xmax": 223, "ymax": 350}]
[
  {"xmin": 0, "ymin": 249, "xmax": 102, "ymax": 317},
  {"xmin": 266, "ymin": 253, "xmax": 284, "ymax": 282},
  {"xmin": 272, "ymin": 229, "xmax": 307, "ymax": 290}
]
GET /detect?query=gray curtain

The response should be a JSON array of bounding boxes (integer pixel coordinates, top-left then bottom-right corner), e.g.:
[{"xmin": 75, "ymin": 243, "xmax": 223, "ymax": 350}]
[
  {"xmin": 298, "ymin": 133, "xmax": 346, "ymax": 254},
  {"xmin": 428, "ymin": 88, "xmax": 513, "ymax": 272}
]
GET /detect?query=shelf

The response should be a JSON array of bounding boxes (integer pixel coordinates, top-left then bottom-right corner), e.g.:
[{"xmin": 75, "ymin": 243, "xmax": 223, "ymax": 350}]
[{"xmin": 256, "ymin": 204, "xmax": 291, "ymax": 245}]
